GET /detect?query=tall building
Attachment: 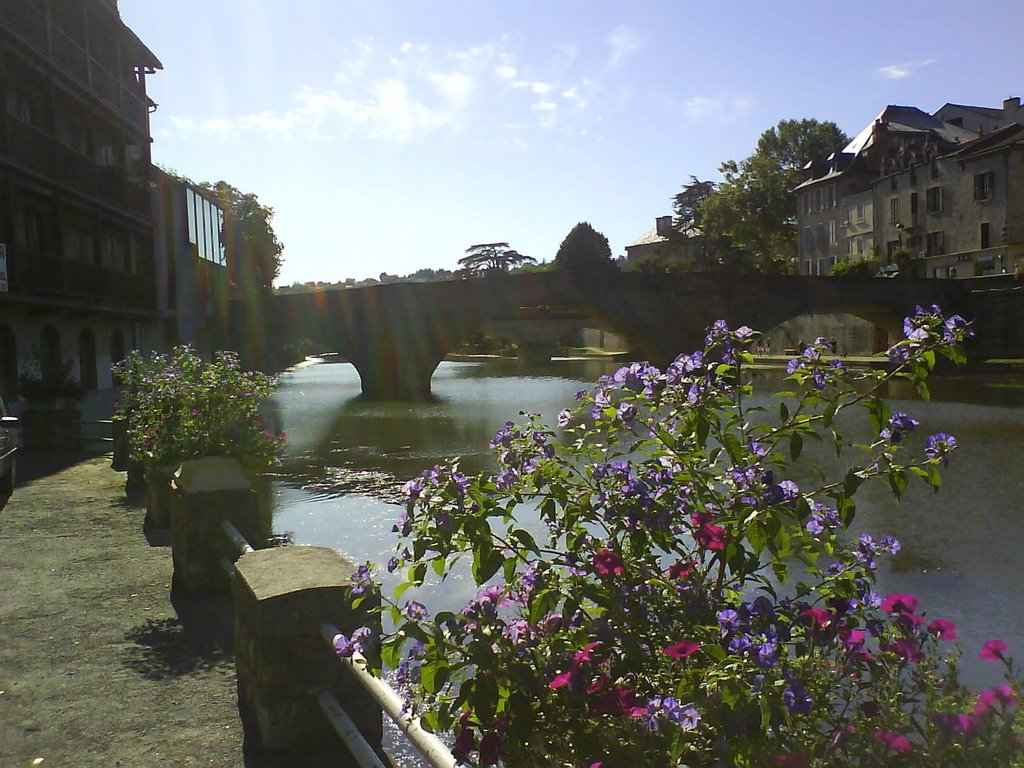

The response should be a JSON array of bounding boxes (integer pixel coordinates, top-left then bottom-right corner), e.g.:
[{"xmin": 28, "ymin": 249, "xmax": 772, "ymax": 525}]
[{"xmin": 0, "ymin": 0, "xmax": 161, "ymax": 397}]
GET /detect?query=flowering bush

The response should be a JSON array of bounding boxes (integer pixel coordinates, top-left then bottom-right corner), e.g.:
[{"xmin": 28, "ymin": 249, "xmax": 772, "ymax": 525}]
[
  {"xmin": 18, "ymin": 356, "xmax": 85, "ymax": 401},
  {"xmin": 112, "ymin": 346, "xmax": 285, "ymax": 472},
  {"xmin": 339, "ymin": 305, "xmax": 1024, "ymax": 767}
]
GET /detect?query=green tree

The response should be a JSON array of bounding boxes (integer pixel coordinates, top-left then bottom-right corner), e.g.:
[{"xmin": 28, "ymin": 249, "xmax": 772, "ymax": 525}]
[
  {"xmin": 205, "ymin": 181, "xmax": 283, "ymax": 295},
  {"xmin": 671, "ymin": 177, "xmax": 720, "ymax": 270},
  {"xmin": 702, "ymin": 118, "xmax": 849, "ymax": 273},
  {"xmin": 554, "ymin": 221, "xmax": 616, "ymax": 273},
  {"xmin": 458, "ymin": 242, "xmax": 536, "ymax": 275}
]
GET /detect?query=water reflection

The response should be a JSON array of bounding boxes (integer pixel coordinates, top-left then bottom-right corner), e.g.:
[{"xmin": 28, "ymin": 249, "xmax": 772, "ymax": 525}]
[{"xmin": 269, "ymin": 357, "xmax": 1024, "ymax": 690}]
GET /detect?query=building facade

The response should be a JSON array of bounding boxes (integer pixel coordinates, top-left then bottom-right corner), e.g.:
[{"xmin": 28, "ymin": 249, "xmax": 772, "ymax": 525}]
[
  {"xmin": 797, "ymin": 100, "xmax": 1024, "ymax": 279},
  {"xmin": 625, "ymin": 216, "xmax": 705, "ymax": 269},
  {"xmin": 0, "ymin": 0, "xmax": 161, "ymax": 397}
]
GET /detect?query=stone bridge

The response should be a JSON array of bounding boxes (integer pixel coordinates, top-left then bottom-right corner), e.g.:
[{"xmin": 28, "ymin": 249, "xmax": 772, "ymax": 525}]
[{"xmin": 232, "ymin": 272, "xmax": 971, "ymax": 400}]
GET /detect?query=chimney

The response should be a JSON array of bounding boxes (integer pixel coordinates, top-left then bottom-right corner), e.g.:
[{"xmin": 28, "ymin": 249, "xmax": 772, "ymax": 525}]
[
  {"xmin": 655, "ymin": 216, "xmax": 674, "ymax": 238},
  {"xmin": 1004, "ymin": 96, "xmax": 1021, "ymax": 120}
]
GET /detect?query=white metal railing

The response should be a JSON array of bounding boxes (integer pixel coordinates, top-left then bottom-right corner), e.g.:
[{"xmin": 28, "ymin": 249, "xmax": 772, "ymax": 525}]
[{"xmin": 320, "ymin": 622, "xmax": 461, "ymax": 768}]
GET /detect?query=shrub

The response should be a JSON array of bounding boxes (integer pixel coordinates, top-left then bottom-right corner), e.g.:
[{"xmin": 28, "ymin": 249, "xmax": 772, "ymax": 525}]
[
  {"xmin": 334, "ymin": 305, "xmax": 1024, "ymax": 766},
  {"xmin": 830, "ymin": 258, "xmax": 876, "ymax": 278},
  {"xmin": 113, "ymin": 346, "xmax": 285, "ymax": 473}
]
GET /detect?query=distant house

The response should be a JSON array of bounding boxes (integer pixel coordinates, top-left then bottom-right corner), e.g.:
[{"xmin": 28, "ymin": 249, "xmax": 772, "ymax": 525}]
[{"xmin": 625, "ymin": 216, "xmax": 704, "ymax": 269}]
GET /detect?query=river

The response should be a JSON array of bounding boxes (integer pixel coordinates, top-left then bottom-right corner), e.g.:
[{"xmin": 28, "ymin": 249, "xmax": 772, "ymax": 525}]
[{"xmin": 265, "ymin": 357, "xmax": 1024, "ymax": 693}]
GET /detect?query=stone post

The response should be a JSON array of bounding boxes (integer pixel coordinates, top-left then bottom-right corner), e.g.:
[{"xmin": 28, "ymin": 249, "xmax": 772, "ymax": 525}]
[
  {"xmin": 169, "ymin": 457, "xmax": 265, "ymax": 595},
  {"xmin": 232, "ymin": 546, "xmax": 384, "ymax": 761}
]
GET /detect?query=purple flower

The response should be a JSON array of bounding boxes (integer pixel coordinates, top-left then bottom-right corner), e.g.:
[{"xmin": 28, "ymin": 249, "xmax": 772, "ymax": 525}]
[
  {"xmin": 402, "ymin": 478, "xmax": 423, "ymax": 501},
  {"xmin": 880, "ymin": 411, "xmax": 919, "ymax": 443},
  {"xmin": 403, "ymin": 600, "xmax": 429, "ymax": 621},
  {"xmin": 350, "ymin": 626, "xmax": 375, "ymax": 654},
  {"xmin": 392, "ymin": 510, "xmax": 412, "ymax": 536},
  {"xmin": 617, "ymin": 402, "xmax": 638, "ymax": 425},
  {"xmin": 333, "ymin": 633, "xmax": 355, "ymax": 657},
  {"xmin": 756, "ymin": 640, "xmax": 778, "ymax": 669},
  {"xmin": 350, "ymin": 563, "xmax": 372, "ymax": 596},
  {"xmin": 718, "ymin": 609, "xmax": 742, "ymax": 633},
  {"xmin": 557, "ymin": 409, "xmax": 572, "ymax": 428},
  {"xmin": 783, "ymin": 683, "xmax": 813, "ymax": 713},
  {"xmin": 925, "ymin": 433, "xmax": 957, "ymax": 466}
]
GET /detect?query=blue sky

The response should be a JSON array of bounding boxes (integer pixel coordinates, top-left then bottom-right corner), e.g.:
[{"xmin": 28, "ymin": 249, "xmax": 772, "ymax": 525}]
[{"xmin": 118, "ymin": 0, "xmax": 1024, "ymax": 286}]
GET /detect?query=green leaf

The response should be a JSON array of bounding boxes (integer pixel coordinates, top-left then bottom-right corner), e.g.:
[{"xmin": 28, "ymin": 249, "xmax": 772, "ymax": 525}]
[
  {"xmin": 747, "ymin": 522, "xmax": 767, "ymax": 555},
  {"xmin": 472, "ymin": 539, "xmax": 504, "ymax": 583},
  {"xmin": 843, "ymin": 468, "xmax": 865, "ymax": 498},
  {"xmin": 789, "ymin": 432, "xmax": 803, "ymax": 462},
  {"xmin": 474, "ymin": 675, "xmax": 499, "ymax": 722},
  {"xmin": 421, "ymin": 660, "xmax": 450, "ymax": 695}
]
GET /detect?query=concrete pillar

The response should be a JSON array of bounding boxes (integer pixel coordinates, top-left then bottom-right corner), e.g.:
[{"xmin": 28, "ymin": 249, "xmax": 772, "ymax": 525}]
[
  {"xmin": 232, "ymin": 546, "xmax": 384, "ymax": 760},
  {"xmin": 169, "ymin": 457, "xmax": 264, "ymax": 595}
]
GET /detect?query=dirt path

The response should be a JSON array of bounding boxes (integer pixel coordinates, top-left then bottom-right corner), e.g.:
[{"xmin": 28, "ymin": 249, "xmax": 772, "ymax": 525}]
[{"xmin": 0, "ymin": 452, "xmax": 244, "ymax": 767}]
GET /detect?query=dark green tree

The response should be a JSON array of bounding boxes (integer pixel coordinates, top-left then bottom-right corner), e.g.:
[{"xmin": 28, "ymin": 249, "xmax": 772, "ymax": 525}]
[
  {"xmin": 672, "ymin": 177, "xmax": 719, "ymax": 270},
  {"xmin": 458, "ymin": 243, "xmax": 536, "ymax": 275},
  {"xmin": 553, "ymin": 222, "xmax": 616, "ymax": 273},
  {"xmin": 701, "ymin": 118, "xmax": 849, "ymax": 273}
]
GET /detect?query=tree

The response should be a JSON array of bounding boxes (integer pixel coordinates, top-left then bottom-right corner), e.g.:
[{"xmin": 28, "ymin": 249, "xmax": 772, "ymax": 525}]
[
  {"xmin": 205, "ymin": 181, "xmax": 283, "ymax": 295},
  {"xmin": 457, "ymin": 243, "xmax": 536, "ymax": 275},
  {"xmin": 701, "ymin": 118, "xmax": 849, "ymax": 273},
  {"xmin": 553, "ymin": 222, "xmax": 616, "ymax": 273},
  {"xmin": 671, "ymin": 177, "xmax": 720, "ymax": 270}
]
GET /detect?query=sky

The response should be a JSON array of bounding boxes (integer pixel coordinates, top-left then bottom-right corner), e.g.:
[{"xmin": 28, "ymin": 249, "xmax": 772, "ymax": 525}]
[{"xmin": 117, "ymin": 0, "xmax": 1024, "ymax": 287}]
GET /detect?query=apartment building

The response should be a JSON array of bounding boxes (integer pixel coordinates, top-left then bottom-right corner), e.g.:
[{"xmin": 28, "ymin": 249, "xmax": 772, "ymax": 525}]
[
  {"xmin": 797, "ymin": 99, "xmax": 1024, "ymax": 279},
  {"xmin": 0, "ymin": 0, "xmax": 162, "ymax": 397}
]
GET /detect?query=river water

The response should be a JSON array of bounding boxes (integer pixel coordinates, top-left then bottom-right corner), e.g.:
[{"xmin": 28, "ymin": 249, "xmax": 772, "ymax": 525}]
[{"xmin": 265, "ymin": 357, "xmax": 1024, "ymax": 693}]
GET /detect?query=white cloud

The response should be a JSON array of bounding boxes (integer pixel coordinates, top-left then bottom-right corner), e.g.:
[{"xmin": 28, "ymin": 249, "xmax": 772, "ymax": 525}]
[
  {"xmin": 164, "ymin": 36, "xmax": 613, "ymax": 144},
  {"xmin": 678, "ymin": 94, "xmax": 753, "ymax": 122},
  {"xmin": 608, "ymin": 26, "xmax": 642, "ymax": 67},
  {"xmin": 876, "ymin": 58, "xmax": 937, "ymax": 79}
]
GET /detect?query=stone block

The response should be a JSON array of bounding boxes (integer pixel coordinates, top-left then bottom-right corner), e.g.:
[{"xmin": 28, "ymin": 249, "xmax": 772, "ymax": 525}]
[
  {"xmin": 232, "ymin": 546, "xmax": 383, "ymax": 759},
  {"xmin": 170, "ymin": 457, "xmax": 263, "ymax": 595}
]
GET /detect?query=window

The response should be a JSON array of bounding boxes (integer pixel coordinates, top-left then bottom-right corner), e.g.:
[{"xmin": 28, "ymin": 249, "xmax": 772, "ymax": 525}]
[
  {"xmin": 815, "ymin": 189, "xmax": 822, "ymax": 211},
  {"xmin": 927, "ymin": 231, "xmax": 945, "ymax": 257},
  {"xmin": 828, "ymin": 185, "xmax": 837, "ymax": 208},
  {"xmin": 909, "ymin": 168, "xmax": 917, "ymax": 186},
  {"xmin": 889, "ymin": 197, "xmax": 900, "ymax": 224},
  {"xmin": 802, "ymin": 227, "xmax": 813, "ymax": 254},
  {"xmin": 930, "ymin": 160, "xmax": 939, "ymax": 180},
  {"xmin": 856, "ymin": 239, "xmax": 865, "ymax": 256},
  {"xmin": 856, "ymin": 204, "xmax": 865, "ymax": 223},
  {"xmin": 926, "ymin": 187, "xmax": 943, "ymax": 213},
  {"xmin": 890, "ymin": 176, "xmax": 898, "ymax": 192},
  {"xmin": 974, "ymin": 171, "xmax": 994, "ymax": 201},
  {"xmin": 805, "ymin": 193, "xmax": 813, "ymax": 216},
  {"xmin": 886, "ymin": 240, "xmax": 901, "ymax": 260},
  {"xmin": 828, "ymin": 220, "xmax": 837, "ymax": 246},
  {"xmin": 816, "ymin": 224, "xmax": 826, "ymax": 251},
  {"xmin": 980, "ymin": 222, "xmax": 990, "ymax": 249}
]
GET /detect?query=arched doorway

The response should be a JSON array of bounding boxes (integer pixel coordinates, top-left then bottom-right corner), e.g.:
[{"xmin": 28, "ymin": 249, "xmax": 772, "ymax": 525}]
[
  {"xmin": 40, "ymin": 325, "xmax": 61, "ymax": 385},
  {"xmin": 0, "ymin": 324, "xmax": 16, "ymax": 399},
  {"xmin": 78, "ymin": 328, "xmax": 97, "ymax": 390}
]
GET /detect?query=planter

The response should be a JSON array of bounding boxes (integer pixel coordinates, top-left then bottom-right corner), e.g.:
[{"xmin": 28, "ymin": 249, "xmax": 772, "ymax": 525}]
[
  {"xmin": 20, "ymin": 399, "xmax": 82, "ymax": 453},
  {"xmin": 145, "ymin": 464, "xmax": 179, "ymax": 529},
  {"xmin": 111, "ymin": 417, "xmax": 129, "ymax": 471}
]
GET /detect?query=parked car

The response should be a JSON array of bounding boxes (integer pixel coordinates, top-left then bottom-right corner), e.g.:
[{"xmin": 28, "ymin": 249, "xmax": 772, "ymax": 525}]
[{"xmin": 0, "ymin": 392, "xmax": 19, "ymax": 495}]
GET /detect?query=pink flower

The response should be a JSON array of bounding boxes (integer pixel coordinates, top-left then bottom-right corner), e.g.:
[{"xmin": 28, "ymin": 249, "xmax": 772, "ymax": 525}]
[
  {"xmin": 884, "ymin": 638, "xmax": 924, "ymax": 664},
  {"xmin": 663, "ymin": 640, "xmax": 701, "ymax": 660},
  {"xmin": 691, "ymin": 512, "xmax": 726, "ymax": 550},
  {"xmin": 980, "ymin": 639, "xmax": 1009, "ymax": 662},
  {"xmin": 801, "ymin": 607, "xmax": 835, "ymax": 631},
  {"xmin": 588, "ymin": 687, "xmax": 637, "ymax": 717},
  {"xmin": 880, "ymin": 593, "xmax": 919, "ymax": 614},
  {"xmin": 667, "ymin": 561, "xmax": 694, "ymax": 579},
  {"xmin": 592, "ymin": 549, "xmax": 624, "ymax": 577},
  {"xmin": 875, "ymin": 730, "xmax": 913, "ymax": 753},
  {"xmin": 928, "ymin": 618, "xmax": 958, "ymax": 641},
  {"xmin": 974, "ymin": 685, "xmax": 1017, "ymax": 714},
  {"xmin": 932, "ymin": 712, "xmax": 980, "ymax": 737},
  {"xmin": 839, "ymin": 627, "xmax": 866, "ymax": 651}
]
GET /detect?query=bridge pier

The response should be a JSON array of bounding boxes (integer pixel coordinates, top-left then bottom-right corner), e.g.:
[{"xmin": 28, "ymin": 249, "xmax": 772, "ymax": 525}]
[
  {"xmin": 349, "ymin": 350, "xmax": 440, "ymax": 401},
  {"xmin": 516, "ymin": 342, "xmax": 558, "ymax": 366}
]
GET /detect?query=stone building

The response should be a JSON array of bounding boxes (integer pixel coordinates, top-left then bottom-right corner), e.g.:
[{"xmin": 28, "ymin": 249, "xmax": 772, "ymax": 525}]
[
  {"xmin": 624, "ymin": 216, "xmax": 705, "ymax": 270},
  {"xmin": 0, "ymin": 0, "xmax": 161, "ymax": 397},
  {"xmin": 797, "ymin": 98, "xmax": 1024, "ymax": 279}
]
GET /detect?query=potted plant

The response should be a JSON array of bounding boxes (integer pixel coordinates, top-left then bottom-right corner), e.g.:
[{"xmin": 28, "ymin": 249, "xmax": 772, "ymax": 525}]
[{"xmin": 112, "ymin": 346, "xmax": 285, "ymax": 527}]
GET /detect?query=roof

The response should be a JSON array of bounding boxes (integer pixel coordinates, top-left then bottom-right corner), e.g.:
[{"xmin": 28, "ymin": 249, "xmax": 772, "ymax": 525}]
[
  {"xmin": 948, "ymin": 122, "xmax": 1024, "ymax": 159},
  {"xmin": 843, "ymin": 105, "xmax": 976, "ymax": 156},
  {"xmin": 936, "ymin": 102, "xmax": 1003, "ymax": 118},
  {"xmin": 626, "ymin": 227, "xmax": 669, "ymax": 248}
]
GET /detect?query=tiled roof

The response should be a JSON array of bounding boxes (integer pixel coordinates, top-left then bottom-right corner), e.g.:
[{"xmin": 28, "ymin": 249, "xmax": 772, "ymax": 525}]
[
  {"xmin": 843, "ymin": 105, "xmax": 975, "ymax": 156},
  {"xmin": 627, "ymin": 228, "xmax": 669, "ymax": 248}
]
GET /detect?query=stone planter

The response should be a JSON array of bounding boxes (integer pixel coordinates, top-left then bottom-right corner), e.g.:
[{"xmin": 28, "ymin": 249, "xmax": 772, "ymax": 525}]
[
  {"xmin": 145, "ymin": 465, "xmax": 179, "ymax": 529},
  {"xmin": 111, "ymin": 417, "xmax": 129, "ymax": 471},
  {"xmin": 20, "ymin": 399, "xmax": 82, "ymax": 452}
]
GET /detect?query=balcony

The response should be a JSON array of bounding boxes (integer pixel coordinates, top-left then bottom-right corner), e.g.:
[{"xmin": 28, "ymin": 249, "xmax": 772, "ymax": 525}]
[
  {"xmin": 2, "ymin": 0, "xmax": 152, "ymax": 134},
  {"xmin": 5, "ymin": 117, "xmax": 56, "ymax": 176},
  {"xmin": 6, "ymin": 246, "xmax": 156, "ymax": 311}
]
